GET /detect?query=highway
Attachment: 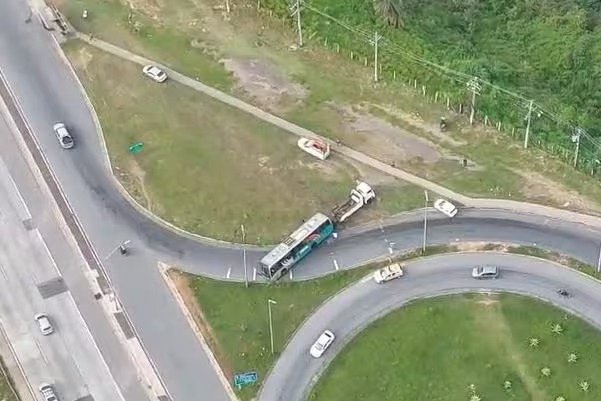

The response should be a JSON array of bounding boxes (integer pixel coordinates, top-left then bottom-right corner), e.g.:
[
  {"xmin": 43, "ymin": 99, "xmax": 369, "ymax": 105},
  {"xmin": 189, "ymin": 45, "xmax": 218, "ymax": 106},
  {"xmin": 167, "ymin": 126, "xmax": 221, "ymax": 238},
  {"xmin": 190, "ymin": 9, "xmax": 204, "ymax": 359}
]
[
  {"xmin": 259, "ymin": 252, "xmax": 601, "ymax": 401},
  {"xmin": 0, "ymin": 112, "xmax": 147, "ymax": 401},
  {"xmin": 0, "ymin": 0, "xmax": 600, "ymax": 401}
]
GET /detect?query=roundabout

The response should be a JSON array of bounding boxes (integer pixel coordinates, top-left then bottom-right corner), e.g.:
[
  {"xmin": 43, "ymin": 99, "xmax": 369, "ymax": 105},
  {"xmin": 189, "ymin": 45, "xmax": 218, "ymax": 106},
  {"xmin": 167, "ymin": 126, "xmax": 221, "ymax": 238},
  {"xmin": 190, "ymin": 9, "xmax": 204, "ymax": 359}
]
[{"xmin": 259, "ymin": 252, "xmax": 601, "ymax": 401}]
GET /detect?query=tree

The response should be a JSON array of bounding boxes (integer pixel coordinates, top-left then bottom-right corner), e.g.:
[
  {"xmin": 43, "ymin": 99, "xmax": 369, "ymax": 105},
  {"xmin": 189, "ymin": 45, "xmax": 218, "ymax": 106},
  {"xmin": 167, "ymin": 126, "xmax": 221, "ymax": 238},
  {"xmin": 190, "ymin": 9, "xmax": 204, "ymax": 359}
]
[{"xmin": 373, "ymin": 0, "xmax": 404, "ymax": 28}]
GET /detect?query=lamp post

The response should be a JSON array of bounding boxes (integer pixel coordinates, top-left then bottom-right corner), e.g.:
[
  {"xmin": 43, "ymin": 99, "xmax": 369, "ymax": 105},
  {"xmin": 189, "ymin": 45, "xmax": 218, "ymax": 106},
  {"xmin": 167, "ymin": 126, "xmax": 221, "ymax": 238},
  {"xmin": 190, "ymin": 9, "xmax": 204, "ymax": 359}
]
[
  {"xmin": 241, "ymin": 224, "xmax": 248, "ymax": 287},
  {"xmin": 422, "ymin": 190, "xmax": 429, "ymax": 253},
  {"xmin": 268, "ymin": 299, "xmax": 277, "ymax": 354},
  {"xmin": 597, "ymin": 242, "xmax": 601, "ymax": 274}
]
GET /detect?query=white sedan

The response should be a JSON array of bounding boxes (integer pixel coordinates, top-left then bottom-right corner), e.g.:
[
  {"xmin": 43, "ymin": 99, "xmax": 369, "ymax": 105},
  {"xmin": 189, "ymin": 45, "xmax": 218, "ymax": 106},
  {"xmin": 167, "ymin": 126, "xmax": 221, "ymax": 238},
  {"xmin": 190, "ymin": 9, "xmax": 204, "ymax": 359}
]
[
  {"xmin": 34, "ymin": 313, "xmax": 54, "ymax": 335},
  {"xmin": 310, "ymin": 330, "xmax": 335, "ymax": 358},
  {"xmin": 373, "ymin": 263, "xmax": 404, "ymax": 284},
  {"xmin": 433, "ymin": 198, "xmax": 458, "ymax": 217},
  {"xmin": 142, "ymin": 65, "xmax": 168, "ymax": 83}
]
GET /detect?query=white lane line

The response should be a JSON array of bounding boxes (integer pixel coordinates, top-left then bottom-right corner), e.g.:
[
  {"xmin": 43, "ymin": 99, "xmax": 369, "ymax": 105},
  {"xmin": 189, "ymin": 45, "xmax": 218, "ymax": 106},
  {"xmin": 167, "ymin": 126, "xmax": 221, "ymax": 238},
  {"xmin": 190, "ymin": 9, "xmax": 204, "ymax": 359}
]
[
  {"xmin": 253, "ymin": 268, "xmax": 257, "ymax": 281},
  {"xmin": 388, "ymin": 246, "xmax": 393, "ymax": 255},
  {"xmin": 33, "ymin": 229, "xmax": 61, "ymax": 277},
  {"xmin": 289, "ymin": 270, "xmax": 293, "ymax": 280},
  {"xmin": 360, "ymin": 275, "xmax": 373, "ymax": 284},
  {"xmin": 333, "ymin": 259, "xmax": 339, "ymax": 271},
  {"xmin": 0, "ymin": 159, "xmax": 31, "ymax": 220},
  {"xmin": 226, "ymin": 267, "xmax": 231, "ymax": 279}
]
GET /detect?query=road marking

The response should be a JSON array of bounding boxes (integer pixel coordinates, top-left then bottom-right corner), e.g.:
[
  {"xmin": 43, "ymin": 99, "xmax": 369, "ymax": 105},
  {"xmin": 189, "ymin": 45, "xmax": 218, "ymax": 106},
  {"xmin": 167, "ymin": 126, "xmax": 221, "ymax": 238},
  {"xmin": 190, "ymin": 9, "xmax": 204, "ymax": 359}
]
[
  {"xmin": 289, "ymin": 270, "xmax": 293, "ymax": 280},
  {"xmin": 388, "ymin": 246, "xmax": 393, "ymax": 255},
  {"xmin": 360, "ymin": 275, "xmax": 373, "ymax": 284},
  {"xmin": 333, "ymin": 259, "xmax": 339, "ymax": 271},
  {"xmin": 379, "ymin": 220, "xmax": 384, "ymax": 233},
  {"xmin": 226, "ymin": 267, "xmax": 231, "ymax": 279},
  {"xmin": 0, "ymin": 159, "xmax": 31, "ymax": 220},
  {"xmin": 253, "ymin": 268, "xmax": 257, "ymax": 281}
]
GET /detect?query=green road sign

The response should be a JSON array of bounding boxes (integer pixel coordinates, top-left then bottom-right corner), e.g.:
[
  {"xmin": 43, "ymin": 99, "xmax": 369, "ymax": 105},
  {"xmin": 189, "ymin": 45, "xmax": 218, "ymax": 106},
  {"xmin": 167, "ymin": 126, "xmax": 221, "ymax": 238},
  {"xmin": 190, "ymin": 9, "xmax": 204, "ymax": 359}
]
[
  {"xmin": 234, "ymin": 372, "xmax": 258, "ymax": 390},
  {"xmin": 128, "ymin": 142, "xmax": 144, "ymax": 154}
]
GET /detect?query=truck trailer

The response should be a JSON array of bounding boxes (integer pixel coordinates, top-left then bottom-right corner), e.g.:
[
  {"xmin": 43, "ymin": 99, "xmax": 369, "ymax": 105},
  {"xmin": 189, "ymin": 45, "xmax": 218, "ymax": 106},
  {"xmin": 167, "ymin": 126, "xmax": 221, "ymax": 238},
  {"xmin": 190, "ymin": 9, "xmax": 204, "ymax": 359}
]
[{"xmin": 331, "ymin": 182, "xmax": 375, "ymax": 224}]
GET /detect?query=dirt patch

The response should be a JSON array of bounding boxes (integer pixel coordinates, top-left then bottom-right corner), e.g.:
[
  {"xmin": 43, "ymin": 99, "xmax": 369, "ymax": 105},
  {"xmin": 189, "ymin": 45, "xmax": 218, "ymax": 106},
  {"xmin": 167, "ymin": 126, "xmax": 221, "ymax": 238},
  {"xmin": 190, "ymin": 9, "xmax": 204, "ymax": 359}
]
[
  {"xmin": 455, "ymin": 242, "xmax": 510, "ymax": 253},
  {"xmin": 222, "ymin": 58, "xmax": 308, "ymax": 111},
  {"xmin": 334, "ymin": 103, "xmax": 441, "ymax": 164},
  {"xmin": 122, "ymin": 0, "xmax": 164, "ymax": 21},
  {"xmin": 167, "ymin": 270, "xmax": 234, "ymax": 379},
  {"xmin": 369, "ymin": 103, "xmax": 467, "ymax": 147},
  {"xmin": 512, "ymin": 169, "xmax": 601, "ymax": 214},
  {"xmin": 128, "ymin": 159, "xmax": 153, "ymax": 212}
]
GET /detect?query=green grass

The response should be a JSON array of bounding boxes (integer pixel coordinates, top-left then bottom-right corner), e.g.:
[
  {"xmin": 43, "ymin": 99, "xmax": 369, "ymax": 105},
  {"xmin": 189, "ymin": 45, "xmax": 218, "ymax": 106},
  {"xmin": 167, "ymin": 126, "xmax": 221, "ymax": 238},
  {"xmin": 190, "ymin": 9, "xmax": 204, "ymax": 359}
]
[
  {"xmin": 507, "ymin": 245, "xmax": 601, "ymax": 279},
  {"xmin": 57, "ymin": 0, "xmax": 601, "ymax": 214},
  {"xmin": 185, "ymin": 245, "xmax": 455, "ymax": 400},
  {"xmin": 310, "ymin": 294, "xmax": 601, "ymax": 401},
  {"xmin": 61, "ymin": 40, "xmax": 362, "ymax": 244},
  {"xmin": 0, "ymin": 357, "xmax": 19, "ymax": 401}
]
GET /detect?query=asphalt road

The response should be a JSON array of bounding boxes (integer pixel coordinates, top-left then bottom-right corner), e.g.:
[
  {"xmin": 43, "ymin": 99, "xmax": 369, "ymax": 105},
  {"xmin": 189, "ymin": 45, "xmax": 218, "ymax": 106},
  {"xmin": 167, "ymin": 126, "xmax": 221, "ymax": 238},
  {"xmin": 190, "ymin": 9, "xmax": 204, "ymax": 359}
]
[
  {"xmin": 0, "ymin": 124, "xmax": 136, "ymax": 401},
  {"xmin": 259, "ymin": 252, "xmax": 601, "ymax": 401},
  {"xmin": 1, "ymin": 1, "xmax": 601, "ymax": 401}
]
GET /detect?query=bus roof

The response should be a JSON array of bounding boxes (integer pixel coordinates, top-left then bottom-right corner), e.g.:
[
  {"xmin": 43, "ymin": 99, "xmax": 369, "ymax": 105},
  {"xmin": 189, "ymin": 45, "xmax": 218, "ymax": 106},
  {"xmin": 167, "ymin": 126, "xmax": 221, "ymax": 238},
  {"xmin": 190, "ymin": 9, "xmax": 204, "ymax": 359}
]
[{"xmin": 260, "ymin": 213, "xmax": 332, "ymax": 268}]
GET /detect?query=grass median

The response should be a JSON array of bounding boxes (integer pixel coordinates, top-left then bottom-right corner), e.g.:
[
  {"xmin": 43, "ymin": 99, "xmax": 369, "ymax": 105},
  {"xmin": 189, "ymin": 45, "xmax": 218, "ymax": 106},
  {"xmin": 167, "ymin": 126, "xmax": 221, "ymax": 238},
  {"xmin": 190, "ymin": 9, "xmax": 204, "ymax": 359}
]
[
  {"xmin": 57, "ymin": 0, "xmax": 601, "ymax": 215},
  {"xmin": 310, "ymin": 294, "xmax": 601, "ymax": 401},
  {"xmin": 62, "ymin": 40, "xmax": 426, "ymax": 243}
]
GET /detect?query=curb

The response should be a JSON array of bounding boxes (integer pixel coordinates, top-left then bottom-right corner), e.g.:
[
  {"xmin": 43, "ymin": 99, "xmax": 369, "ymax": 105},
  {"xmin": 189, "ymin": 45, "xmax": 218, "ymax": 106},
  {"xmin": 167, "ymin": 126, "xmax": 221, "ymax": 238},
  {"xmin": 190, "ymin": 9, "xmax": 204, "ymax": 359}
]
[{"xmin": 158, "ymin": 263, "xmax": 239, "ymax": 401}]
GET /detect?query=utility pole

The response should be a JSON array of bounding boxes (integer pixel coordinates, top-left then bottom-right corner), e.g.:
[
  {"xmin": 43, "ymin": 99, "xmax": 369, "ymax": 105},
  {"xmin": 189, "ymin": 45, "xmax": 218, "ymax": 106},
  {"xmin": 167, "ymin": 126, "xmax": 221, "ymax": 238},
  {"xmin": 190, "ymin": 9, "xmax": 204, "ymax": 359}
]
[
  {"xmin": 467, "ymin": 77, "xmax": 481, "ymax": 125},
  {"xmin": 290, "ymin": 0, "xmax": 303, "ymax": 47},
  {"xmin": 422, "ymin": 190, "xmax": 429, "ymax": 253},
  {"xmin": 523, "ymin": 99, "xmax": 534, "ymax": 149},
  {"xmin": 241, "ymin": 224, "xmax": 248, "ymax": 287},
  {"xmin": 370, "ymin": 31, "xmax": 383, "ymax": 82},
  {"xmin": 572, "ymin": 127, "xmax": 583, "ymax": 167},
  {"xmin": 268, "ymin": 299, "xmax": 277, "ymax": 354}
]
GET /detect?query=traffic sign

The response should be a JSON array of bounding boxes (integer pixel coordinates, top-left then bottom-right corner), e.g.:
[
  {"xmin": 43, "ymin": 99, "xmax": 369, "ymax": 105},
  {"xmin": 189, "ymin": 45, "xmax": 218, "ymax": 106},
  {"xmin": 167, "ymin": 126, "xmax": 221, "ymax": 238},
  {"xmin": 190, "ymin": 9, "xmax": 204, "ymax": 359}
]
[
  {"xmin": 234, "ymin": 371, "xmax": 258, "ymax": 390},
  {"xmin": 128, "ymin": 142, "xmax": 144, "ymax": 154}
]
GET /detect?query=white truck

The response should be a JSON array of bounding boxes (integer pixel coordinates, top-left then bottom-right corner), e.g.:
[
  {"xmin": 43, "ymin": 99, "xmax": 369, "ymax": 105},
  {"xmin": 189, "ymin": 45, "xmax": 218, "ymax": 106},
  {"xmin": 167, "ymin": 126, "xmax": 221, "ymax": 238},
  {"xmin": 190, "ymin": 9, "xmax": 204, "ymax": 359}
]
[{"xmin": 331, "ymin": 182, "xmax": 376, "ymax": 223}]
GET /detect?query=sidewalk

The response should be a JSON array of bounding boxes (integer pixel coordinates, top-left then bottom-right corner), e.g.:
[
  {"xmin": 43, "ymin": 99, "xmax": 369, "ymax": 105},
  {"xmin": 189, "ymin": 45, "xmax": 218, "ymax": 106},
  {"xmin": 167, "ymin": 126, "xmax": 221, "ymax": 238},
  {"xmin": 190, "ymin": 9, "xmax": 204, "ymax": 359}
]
[{"xmin": 73, "ymin": 33, "xmax": 601, "ymax": 229}]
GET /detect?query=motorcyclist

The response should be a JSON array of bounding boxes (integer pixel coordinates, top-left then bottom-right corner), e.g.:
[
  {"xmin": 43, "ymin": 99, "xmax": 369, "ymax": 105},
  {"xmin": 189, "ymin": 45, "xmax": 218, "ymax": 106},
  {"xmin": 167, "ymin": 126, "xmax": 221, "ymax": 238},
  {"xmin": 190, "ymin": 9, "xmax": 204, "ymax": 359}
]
[
  {"xmin": 440, "ymin": 117, "xmax": 447, "ymax": 131},
  {"xmin": 557, "ymin": 288, "xmax": 570, "ymax": 297}
]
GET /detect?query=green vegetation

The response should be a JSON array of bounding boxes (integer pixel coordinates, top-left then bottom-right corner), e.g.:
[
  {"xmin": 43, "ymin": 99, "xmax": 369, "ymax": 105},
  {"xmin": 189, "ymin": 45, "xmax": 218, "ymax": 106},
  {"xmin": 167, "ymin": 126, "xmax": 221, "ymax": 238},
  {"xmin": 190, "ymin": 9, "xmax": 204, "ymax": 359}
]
[
  {"xmin": 58, "ymin": 0, "xmax": 601, "ymax": 214},
  {"xmin": 310, "ymin": 294, "xmax": 601, "ymax": 401},
  {"xmin": 184, "ymin": 245, "xmax": 455, "ymax": 399},
  {"xmin": 271, "ymin": 0, "xmax": 601, "ymax": 171},
  {"xmin": 61, "ymin": 41, "xmax": 365, "ymax": 243},
  {"xmin": 0, "ymin": 357, "xmax": 19, "ymax": 401}
]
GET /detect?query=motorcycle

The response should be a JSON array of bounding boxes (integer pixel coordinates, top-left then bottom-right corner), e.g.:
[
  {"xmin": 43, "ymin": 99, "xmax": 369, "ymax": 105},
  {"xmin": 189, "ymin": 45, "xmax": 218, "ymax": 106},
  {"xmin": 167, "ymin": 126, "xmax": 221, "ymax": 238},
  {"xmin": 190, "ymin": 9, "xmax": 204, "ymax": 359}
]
[{"xmin": 557, "ymin": 288, "xmax": 570, "ymax": 297}]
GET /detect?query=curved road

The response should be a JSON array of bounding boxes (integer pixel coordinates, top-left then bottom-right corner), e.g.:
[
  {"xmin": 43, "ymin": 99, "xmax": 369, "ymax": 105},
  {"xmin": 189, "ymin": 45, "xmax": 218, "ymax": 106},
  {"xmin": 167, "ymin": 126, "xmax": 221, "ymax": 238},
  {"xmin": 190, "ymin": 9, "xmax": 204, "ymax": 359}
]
[
  {"xmin": 0, "ymin": 1, "xmax": 600, "ymax": 400},
  {"xmin": 260, "ymin": 252, "xmax": 601, "ymax": 401}
]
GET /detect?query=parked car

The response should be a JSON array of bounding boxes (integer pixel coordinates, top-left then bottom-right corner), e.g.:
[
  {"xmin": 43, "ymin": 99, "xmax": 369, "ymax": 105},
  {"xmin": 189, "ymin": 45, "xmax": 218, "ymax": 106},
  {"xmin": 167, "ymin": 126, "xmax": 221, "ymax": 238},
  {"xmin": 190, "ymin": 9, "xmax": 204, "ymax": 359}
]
[
  {"xmin": 39, "ymin": 383, "xmax": 58, "ymax": 401},
  {"xmin": 52, "ymin": 123, "xmax": 74, "ymax": 149},
  {"xmin": 433, "ymin": 198, "xmax": 458, "ymax": 218},
  {"xmin": 142, "ymin": 65, "xmax": 168, "ymax": 83},
  {"xmin": 34, "ymin": 313, "xmax": 54, "ymax": 335},
  {"xmin": 310, "ymin": 330, "xmax": 335, "ymax": 358},
  {"xmin": 373, "ymin": 263, "xmax": 404, "ymax": 284},
  {"xmin": 471, "ymin": 265, "xmax": 500, "ymax": 279}
]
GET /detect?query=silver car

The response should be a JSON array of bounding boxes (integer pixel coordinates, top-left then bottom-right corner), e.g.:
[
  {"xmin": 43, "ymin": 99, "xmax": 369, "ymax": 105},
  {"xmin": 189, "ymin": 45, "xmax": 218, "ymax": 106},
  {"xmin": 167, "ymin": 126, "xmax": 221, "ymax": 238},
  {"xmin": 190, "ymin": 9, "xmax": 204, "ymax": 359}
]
[
  {"xmin": 472, "ymin": 265, "xmax": 500, "ymax": 279},
  {"xmin": 52, "ymin": 123, "xmax": 74, "ymax": 149},
  {"xmin": 39, "ymin": 383, "xmax": 58, "ymax": 401}
]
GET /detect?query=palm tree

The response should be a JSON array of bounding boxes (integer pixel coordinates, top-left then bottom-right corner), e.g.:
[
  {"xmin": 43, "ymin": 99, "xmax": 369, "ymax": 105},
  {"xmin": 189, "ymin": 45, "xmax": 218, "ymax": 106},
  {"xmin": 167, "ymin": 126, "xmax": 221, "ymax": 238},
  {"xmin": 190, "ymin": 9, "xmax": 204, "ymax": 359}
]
[{"xmin": 374, "ymin": 0, "xmax": 404, "ymax": 28}]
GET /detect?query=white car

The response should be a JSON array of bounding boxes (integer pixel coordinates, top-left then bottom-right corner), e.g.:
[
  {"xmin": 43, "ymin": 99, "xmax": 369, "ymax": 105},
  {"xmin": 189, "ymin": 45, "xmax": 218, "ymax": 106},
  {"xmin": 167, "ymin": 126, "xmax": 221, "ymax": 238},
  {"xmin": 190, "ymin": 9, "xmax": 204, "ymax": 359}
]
[
  {"xmin": 373, "ymin": 263, "xmax": 404, "ymax": 284},
  {"xmin": 433, "ymin": 198, "xmax": 458, "ymax": 217},
  {"xmin": 52, "ymin": 123, "xmax": 74, "ymax": 149},
  {"xmin": 471, "ymin": 265, "xmax": 500, "ymax": 279},
  {"xmin": 310, "ymin": 330, "xmax": 335, "ymax": 358},
  {"xmin": 142, "ymin": 65, "xmax": 168, "ymax": 83},
  {"xmin": 39, "ymin": 383, "xmax": 58, "ymax": 401},
  {"xmin": 34, "ymin": 313, "xmax": 54, "ymax": 335}
]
